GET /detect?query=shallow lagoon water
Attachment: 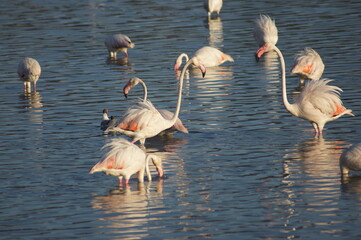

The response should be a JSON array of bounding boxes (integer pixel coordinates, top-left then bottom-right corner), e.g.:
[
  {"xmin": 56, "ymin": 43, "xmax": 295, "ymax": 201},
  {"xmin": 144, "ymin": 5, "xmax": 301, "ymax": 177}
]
[{"xmin": 1, "ymin": 0, "xmax": 361, "ymax": 239}]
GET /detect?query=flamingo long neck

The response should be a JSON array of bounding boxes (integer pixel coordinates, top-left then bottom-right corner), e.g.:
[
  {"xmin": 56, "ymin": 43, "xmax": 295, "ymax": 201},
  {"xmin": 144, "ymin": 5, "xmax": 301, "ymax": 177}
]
[
  {"xmin": 180, "ymin": 53, "xmax": 189, "ymax": 63},
  {"xmin": 273, "ymin": 46, "xmax": 297, "ymax": 116},
  {"xmin": 169, "ymin": 58, "xmax": 192, "ymax": 124},
  {"xmin": 145, "ymin": 155, "xmax": 152, "ymax": 182},
  {"xmin": 138, "ymin": 79, "xmax": 148, "ymax": 102}
]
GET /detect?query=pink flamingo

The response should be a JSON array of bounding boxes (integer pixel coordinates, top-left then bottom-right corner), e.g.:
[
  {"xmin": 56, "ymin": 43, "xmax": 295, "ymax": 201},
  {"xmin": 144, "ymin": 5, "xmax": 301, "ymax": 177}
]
[
  {"xmin": 291, "ymin": 47, "xmax": 325, "ymax": 85},
  {"xmin": 104, "ymin": 34, "xmax": 135, "ymax": 58},
  {"xmin": 204, "ymin": 0, "xmax": 223, "ymax": 18},
  {"xmin": 122, "ymin": 77, "xmax": 189, "ymax": 134},
  {"xmin": 106, "ymin": 57, "xmax": 205, "ymax": 144},
  {"xmin": 174, "ymin": 46, "xmax": 233, "ymax": 73},
  {"xmin": 255, "ymin": 17, "xmax": 354, "ymax": 137},
  {"xmin": 253, "ymin": 14, "xmax": 278, "ymax": 62},
  {"xmin": 89, "ymin": 138, "xmax": 164, "ymax": 185},
  {"xmin": 17, "ymin": 57, "xmax": 41, "ymax": 92},
  {"xmin": 340, "ymin": 143, "xmax": 361, "ymax": 178}
]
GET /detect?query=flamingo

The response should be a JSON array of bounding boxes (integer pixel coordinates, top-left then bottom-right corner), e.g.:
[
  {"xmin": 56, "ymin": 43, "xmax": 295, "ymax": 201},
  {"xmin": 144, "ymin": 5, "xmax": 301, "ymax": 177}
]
[
  {"xmin": 267, "ymin": 38, "xmax": 354, "ymax": 137},
  {"xmin": 104, "ymin": 34, "xmax": 135, "ymax": 58},
  {"xmin": 17, "ymin": 57, "xmax": 41, "ymax": 92},
  {"xmin": 204, "ymin": 0, "xmax": 223, "ymax": 18},
  {"xmin": 340, "ymin": 143, "xmax": 361, "ymax": 178},
  {"xmin": 174, "ymin": 46, "xmax": 233, "ymax": 73},
  {"xmin": 100, "ymin": 109, "xmax": 117, "ymax": 131},
  {"xmin": 291, "ymin": 47, "xmax": 325, "ymax": 85},
  {"xmin": 89, "ymin": 138, "xmax": 164, "ymax": 185},
  {"xmin": 253, "ymin": 14, "xmax": 278, "ymax": 62},
  {"xmin": 122, "ymin": 77, "xmax": 189, "ymax": 134},
  {"xmin": 106, "ymin": 57, "xmax": 205, "ymax": 145}
]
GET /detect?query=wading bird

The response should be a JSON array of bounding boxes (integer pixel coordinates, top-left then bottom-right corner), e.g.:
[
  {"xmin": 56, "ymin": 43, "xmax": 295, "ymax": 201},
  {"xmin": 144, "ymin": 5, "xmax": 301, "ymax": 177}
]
[
  {"xmin": 204, "ymin": 0, "xmax": 223, "ymax": 18},
  {"xmin": 253, "ymin": 14, "xmax": 278, "ymax": 62},
  {"xmin": 89, "ymin": 138, "xmax": 164, "ymax": 185},
  {"xmin": 104, "ymin": 34, "xmax": 135, "ymax": 58},
  {"xmin": 106, "ymin": 57, "xmax": 205, "ymax": 144},
  {"xmin": 174, "ymin": 46, "xmax": 233, "ymax": 73},
  {"xmin": 122, "ymin": 77, "xmax": 188, "ymax": 134},
  {"xmin": 17, "ymin": 57, "xmax": 41, "ymax": 92},
  {"xmin": 340, "ymin": 143, "xmax": 361, "ymax": 178},
  {"xmin": 100, "ymin": 109, "xmax": 117, "ymax": 131},
  {"xmin": 291, "ymin": 48, "xmax": 325, "ymax": 85}
]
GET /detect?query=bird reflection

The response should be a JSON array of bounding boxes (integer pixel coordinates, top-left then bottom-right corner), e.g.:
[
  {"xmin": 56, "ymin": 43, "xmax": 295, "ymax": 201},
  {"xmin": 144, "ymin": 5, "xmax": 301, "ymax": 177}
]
[
  {"xmin": 19, "ymin": 91, "xmax": 44, "ymax": 126},
  {"xmin": 106, "ymin": 57, "xmax": 133, "ymax": 67},
  {"xmin": 91, "ymin": 181, "xmax": 164, "ymax": 237},
  {"xmin": 341, "ymin": 176, "xmax": 361, "ymax": 200},
  {"xmin": 205, "ymin": 17, "xmax": 224, "ymax": 48}
]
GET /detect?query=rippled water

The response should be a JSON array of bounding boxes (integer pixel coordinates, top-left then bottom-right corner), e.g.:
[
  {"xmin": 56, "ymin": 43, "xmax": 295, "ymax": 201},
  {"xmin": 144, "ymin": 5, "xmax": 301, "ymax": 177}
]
[{"xmin": 1, "ymin": 0, "xmax": 361, "ymax": 239}]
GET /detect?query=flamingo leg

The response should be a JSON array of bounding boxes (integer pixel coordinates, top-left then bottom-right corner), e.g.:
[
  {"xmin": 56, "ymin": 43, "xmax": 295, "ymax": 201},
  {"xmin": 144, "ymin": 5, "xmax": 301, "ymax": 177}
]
[
  {"xmin": 118, "ymin": 176, "xmax": 123, "ymax": 185},
  {"xmin": 33, "ymin": 83, "xmax": 37, "ymax": 92}
]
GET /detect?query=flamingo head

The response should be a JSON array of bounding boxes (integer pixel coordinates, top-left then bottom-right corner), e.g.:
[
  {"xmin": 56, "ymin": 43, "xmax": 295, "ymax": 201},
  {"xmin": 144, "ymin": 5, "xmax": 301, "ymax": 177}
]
[
  {"xmin": 123, "ymin": 77, "xmax": 141, "ymax": 98},
  {"xmin": 192, "ymin": 57, "xmax": 207, "ymax": 78},
  {"xmin": 151, "ymin": 156, "xmax": 165, "ymax": 178},
  {"xmin": 255, "ymin": 43, "xmax": 274, "ymax": 62}
]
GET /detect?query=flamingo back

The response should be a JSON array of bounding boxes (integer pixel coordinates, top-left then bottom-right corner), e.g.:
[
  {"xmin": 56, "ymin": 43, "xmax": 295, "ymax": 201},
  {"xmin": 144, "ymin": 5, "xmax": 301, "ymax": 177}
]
[
  {"xmin": 105, "ymin": 34, "xmax": 134, "ymax": 50},
  {"xmin": 291, "ymin": 48, "xmax": 325, "ymax": 80},
  {"xmin": 194, "ymin": 46, "xmax": 233, "ymax": 67},
  {"xmin": 253, "ymin": 14, "xmax": 278, "ymax": 47},
  {"xmin": 18, "ymin": 57, "xmax": 41, "ymax": 82}
]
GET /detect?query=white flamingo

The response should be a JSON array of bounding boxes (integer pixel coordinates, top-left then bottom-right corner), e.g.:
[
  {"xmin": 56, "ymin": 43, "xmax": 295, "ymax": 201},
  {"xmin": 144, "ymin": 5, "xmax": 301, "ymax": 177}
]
[
  {"xmin": 290, "ymin": 47, "xmax": 325, "ymax": 85},
  {"xmin": 263, "ymin": 33, "xmax": 354, "ymax": 137},
  {"xmin": 17, "ymin": 57, "xmax": 41, "ymax": 92},
  {"xmin": 89, "ymin": 138, "xmax": 164, "ymax": 185},
  {"xmin": 174, "ymin": 46, "xmax": 233, "ymax": 73},
  {"xmin": 122, "ymin": 77, "xmax": 188, "ymax": 134},
  {"xmin": 253, "ymin": 14, "xmax": 278, "ymax": 62},
  {"xmin": 104, "ymin": 34, "xmax": 135, "ymax": 58},
  {"xmin": 204, "ymin": 0, "xmax": 223, "ymax": 18},
  {"xmin": 340, "ymin": 143, "xmax": 361, "ymax": 178},
  {"xmin": 106, "ymin": 58, "xmax": 205, "ymax": 144}
]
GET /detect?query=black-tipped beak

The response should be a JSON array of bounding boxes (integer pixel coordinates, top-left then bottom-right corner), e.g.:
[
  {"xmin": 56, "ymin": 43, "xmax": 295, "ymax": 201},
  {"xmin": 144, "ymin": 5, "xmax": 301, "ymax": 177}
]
[
  {"xmin": 124, "ymin": 93, "xmax": 128, "ymax": 99},
  {"xmin": 255, "ymin": 53, "xmax": 260, "ymax": 62},
  {"xmin": 202, "ymin": 70, "xmax": 206, "ymax": 78}
]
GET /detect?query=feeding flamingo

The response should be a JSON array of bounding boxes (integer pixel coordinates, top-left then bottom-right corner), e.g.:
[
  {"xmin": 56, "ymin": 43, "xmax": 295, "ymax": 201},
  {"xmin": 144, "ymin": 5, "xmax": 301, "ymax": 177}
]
[
  {"xmin": 262, "ymin": 36, "xmax": 354, "ymax": 137},
  {"xmin": 174, "ymin": 46, "xmax": 233, "ymax": 74},
  {"xmin": 106, "ymin": 57, "xmax": 205, "ymax": 145},
  {"xmin": 17, "ymin": 57, "xmax": 41, "ymax": 92},
  {"xmin": 204, "ymin": 0, "xmax": 223, "ymax": 18},
  {"xmin": 89, "ymin": 138, "xmax": 164, "ymax": 185},
  {"xmin": 253, "ymin": 14, "xmax": 278, "ymax": 62},
  {"xmin": 122, "ymin": 77, "xmax": 188, "ymax": 134},
  {"xmin": 340, "ymin": 143, "xmax": 361, "ymax": 178},
  {"xmin": 100, "ymin": 109, "xmax": 117, "ymax": 131},
  {"xmin": 104, "ymin": 34, "xmax": 135, "ymax": 58},
  {"xmin": 291, "ymin": 47, "xmax": 325, "ymax": 85}
]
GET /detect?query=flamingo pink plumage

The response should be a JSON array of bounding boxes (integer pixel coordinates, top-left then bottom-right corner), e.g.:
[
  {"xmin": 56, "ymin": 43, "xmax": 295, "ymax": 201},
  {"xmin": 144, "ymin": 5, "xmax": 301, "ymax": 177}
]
[
  {"xmin": 174, "ymin": 46, "xmax": 233, "ymax": 73},
  {"xmin": 104, "ymin": 34, "xmax": 135, "ymax": 58},
  {"xmin": 122, "ymin": 77, "xmax": 189, "ymax": 134},
  {"xmin": 253, "ymin": 14, "xmax": 278, "ymax": 62},
  {"xmin": 89, "ymin": 138, "xmax": 164, "ymax": 185},
  {"xmin": 290, "ymin": 47, "xmax": 325, "ymax": 85},
  {"xmin": 17, "ymin": 57, "xmax": 41, "ymax": 92},
  {"xmin": 106, "ymin": 57, "xmax": 205, "ymax": 144}
]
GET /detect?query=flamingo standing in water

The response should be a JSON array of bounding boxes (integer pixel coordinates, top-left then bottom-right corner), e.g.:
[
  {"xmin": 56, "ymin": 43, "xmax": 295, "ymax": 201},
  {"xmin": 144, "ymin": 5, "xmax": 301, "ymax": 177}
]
[
  {"xmin": 253, "ymin": 14, "xmax": 278, "ymax": 62},
  {"xmin": 100, "ymin": 109, "xmax": 117, "ymax": 131},
  {"xmin": 204, "ymin": 0, "xmax": 223, "ymax": 18},
  {"xmin": 17, "ymin": 57, "xmax": 41, "ymax": 92},
  {"xmin": 122, "ymin": 77, "xmax": 188, "ymax": 134},
  {"xmin": 89, "ymin": 138, "xmax": 164, "ymax": 185},
  {"xmin": 174, "ymin": 46, "xmax": 233, "ymax": 74},
  {"xmin": 290, "ymin": 47, "xmax": 325, "ymax": 85},
  {"xmin": 104, "ymin": 34, "xmax": 135, "ymax": 58},
  {"xmin": 106, "ymin": 57, "xmax": 205, "ymax": 144},
  {"xmin": 254, "ymin": 15, "xmax": 354, "ymax": 137},
  {"xmin": 340, "ymin": 143, "xmax": 361, "ymax": 178}
]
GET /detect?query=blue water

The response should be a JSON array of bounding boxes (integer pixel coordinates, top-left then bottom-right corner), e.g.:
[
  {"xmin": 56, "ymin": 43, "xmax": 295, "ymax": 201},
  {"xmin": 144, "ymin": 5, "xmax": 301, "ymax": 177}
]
[{"xmin": 1, "ymin": 0, "xmax": 361, "ymax": 239}]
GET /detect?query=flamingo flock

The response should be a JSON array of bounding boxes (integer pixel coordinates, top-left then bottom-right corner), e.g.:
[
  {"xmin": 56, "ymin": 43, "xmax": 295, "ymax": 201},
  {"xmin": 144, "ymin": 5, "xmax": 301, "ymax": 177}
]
[{"xmin": 17, "ymin": 5, "xmax": 358, "ymax": 184}]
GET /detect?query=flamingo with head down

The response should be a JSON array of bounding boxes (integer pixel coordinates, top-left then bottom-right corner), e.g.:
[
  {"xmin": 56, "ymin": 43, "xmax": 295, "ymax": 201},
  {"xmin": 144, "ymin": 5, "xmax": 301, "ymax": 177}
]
[
  {"xmin": 104, "ymin": 34, "xmax": 135, "ymax": 58},
  {"xmin": 290, "ymin": 47, "xmax": 325, "ymax": 85},
  {"xmin": 17, "ymin": 57, "xmax": 41, "ymax": 92},
  {"xmin": 340, "ymin": 143, "xmax": 361, "ymax": 178},
  {"xmin": 89, "ymin": 138, "xmax": 164, "ymax": 185},
  {"xmin": 174, "ymin": 46, "xmax": 233, "ymax": 74},
  {"xmin": 204, "ymin": 0, "xmax": 223, "ymax": 18},
  {"xmin": 106, "ymin": 57, "xmax": 205, "ymax": 145},
  {"xmin": 253, "ymin": 14, "xmax": 278, "ymax": 62},
  {"xmin": 253, "ymin": 15, "xmax": 354, "ymax": 137},
  {"xmin": 122, "ymin": 77, "xmax": 188, "ymax": 134}
]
